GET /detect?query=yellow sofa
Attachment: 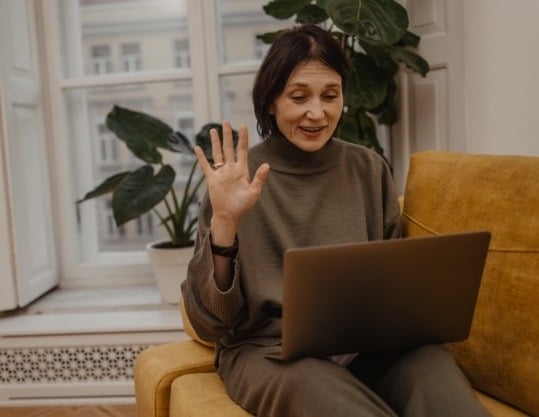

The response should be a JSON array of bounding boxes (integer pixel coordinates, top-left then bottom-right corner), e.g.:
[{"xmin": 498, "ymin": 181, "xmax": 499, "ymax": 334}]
[{"xmin": 134, "ymin": 151, "xmax": 539, "ymax": 417}]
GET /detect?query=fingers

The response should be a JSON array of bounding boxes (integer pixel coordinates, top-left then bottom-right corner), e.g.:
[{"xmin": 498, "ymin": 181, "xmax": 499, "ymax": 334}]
[
  {"xmin": 194, "ymin": 145, "xmax": 213, "ymax": 175},
  {"xmin": 251, "ymin": 163, "xmax": 271, "ymax": 192},
  {"xmin": 199, "ymin": 121, "xmax": 256, "ymax": 178},
  {"xmin": 221, "ymin": 121, "xmax": 235, "ymax": 164},
  {"xmin": 236, "ymin": 124, "xmax": 249, "ymax": 167},
  {"xmin": 210, "ymin": 127, "xmax": 223, "ymax": 165},
  {"xmin": 209, "ymin": 121, "xmax": 249, "ymax": 165}
]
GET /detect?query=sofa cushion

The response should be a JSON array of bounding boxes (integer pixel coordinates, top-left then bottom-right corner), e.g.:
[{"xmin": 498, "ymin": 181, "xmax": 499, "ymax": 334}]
[
  {"xmin": 477, "ymin": 391, "xmax": 532, "ymax": 417},
  {"xmin": 170, "ymin": 372, "xmax": 253, "ymax": 417},
  {"xmin": 134, "ymin": 340, "xmax": 215, "ymax": 417},
  {"xmin": 401, "ymin": 151, "xmax": 539, "ymax": 416}
]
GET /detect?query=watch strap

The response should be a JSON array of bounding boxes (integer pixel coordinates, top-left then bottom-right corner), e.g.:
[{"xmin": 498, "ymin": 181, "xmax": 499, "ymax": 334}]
[{"xmin": 210, "ymin": 236, "xmax": 239, "ymax": 258}]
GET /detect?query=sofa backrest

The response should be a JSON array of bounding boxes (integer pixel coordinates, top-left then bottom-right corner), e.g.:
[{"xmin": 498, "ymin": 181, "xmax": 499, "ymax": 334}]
[{"xmin": 401, "ymin": 151, "xmax": 539, "ymax": 416}]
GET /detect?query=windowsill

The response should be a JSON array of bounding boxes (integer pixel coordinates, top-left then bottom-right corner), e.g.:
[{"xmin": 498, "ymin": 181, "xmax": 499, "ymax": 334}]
[
  {"xmin": 0, "ymin": 284, "xmax": 184, "ymax": 342},
  {"xmin": 24, "ymin": 284, "xmax": 174, "ymax": 314}
]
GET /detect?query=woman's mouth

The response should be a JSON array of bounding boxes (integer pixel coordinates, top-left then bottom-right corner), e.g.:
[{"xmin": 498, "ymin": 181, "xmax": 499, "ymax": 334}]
[{"xmin": 300, "ymin": 126, "xmax": 325, "ymax": 134}]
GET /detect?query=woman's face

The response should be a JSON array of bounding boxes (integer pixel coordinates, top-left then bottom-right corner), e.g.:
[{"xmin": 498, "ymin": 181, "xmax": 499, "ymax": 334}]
[{"xmin": 270, "ymin": 60, "xmax": 344, "ymax": 152}]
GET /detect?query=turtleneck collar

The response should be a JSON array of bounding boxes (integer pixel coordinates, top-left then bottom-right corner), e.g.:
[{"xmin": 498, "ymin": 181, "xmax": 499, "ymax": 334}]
[{"xmin": 253, "ymin": 136, "xmax": 342, "ymax": 175}]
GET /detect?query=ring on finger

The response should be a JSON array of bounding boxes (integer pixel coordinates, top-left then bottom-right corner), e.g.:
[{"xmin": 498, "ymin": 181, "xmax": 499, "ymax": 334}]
[{"xmin": 213, "ymin": 162, "xmax": 224, "ymax": 169}]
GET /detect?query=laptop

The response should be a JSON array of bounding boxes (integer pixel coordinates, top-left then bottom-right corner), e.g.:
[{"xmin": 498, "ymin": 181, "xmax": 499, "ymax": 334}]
[{"xmin": 281, "ymin": 231, "xmax": 491, "ymax": 361}]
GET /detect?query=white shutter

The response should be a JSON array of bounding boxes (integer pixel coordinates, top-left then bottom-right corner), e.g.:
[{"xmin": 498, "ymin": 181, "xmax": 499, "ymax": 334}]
[
  {"xmin": 0, "ymin": 102, "xmax": 18, "ymax": 311},
  {"xmin": 0, "ymin": 0, "xmax": 58, "ymax": 311},
  {"xmin": 392, "ymin": 0, "xmax": 465, "ymax": 192}
]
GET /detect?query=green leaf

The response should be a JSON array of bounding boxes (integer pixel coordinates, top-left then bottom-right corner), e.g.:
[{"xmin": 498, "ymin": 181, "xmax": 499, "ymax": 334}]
[
  {"xmin": 262, "ymin": 0, "xmax": 311, "ymax": 19},
  {"xmin": 256, "ymin": 30, "xmax": 286, "ymax": 44},
  {"xmin": 335, "ymin": 109, "xmax": 376, "ymax": 149},
  {"xmin": 336, "ymin": 110, "xmax": 362, "ymax": 145},
  {"xmin": 168, "ymin": 130, "xmax": 195, "ymax": 154},
  {"xmin": 106, "ymin": 105, "xmax": 173, "ymax": 163},
  {"xmin": 112, "ymin": 165, "xmax": 175, "ymax": 226},
  {"xmin": 76, "ymin": 171, "xmax": 131, "ymax": 203},
  {"xmin": 318, "ymin": 0, "xmax": 408, "ymax": 46},
  {"xmin": 359, "ymin": 42, "xmax": 399, "ymax": 76},
  {"xmin": 389, "ymin": 46, "xmax": 430, "ymax": 76},
  {"xmin": 345, "ymin": 52, "xmax": 387, "ymax": 110},
  {"xmin": 400, "ymin": 30, "xmax": 421, "ymax": 48},
  {"xmin": 296, "ymin": 5, "xmax": 329, "ymax": 24},
  {"xmin": 373, "ymin": 78, "xmax": 398, "ymax": 125},
  {"xmin": 357, "ymin": 111, "xmax": 379, "ymax": 150}
]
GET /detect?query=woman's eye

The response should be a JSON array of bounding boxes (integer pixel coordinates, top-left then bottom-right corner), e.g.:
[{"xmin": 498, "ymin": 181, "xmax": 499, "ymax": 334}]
[
  {"xmin": 324, "ymin": 94, "xmax": 338, "ymax": 101},
  {"xmin": 291, "ymin": 96, "xmax": 307, "ymax": 102}
]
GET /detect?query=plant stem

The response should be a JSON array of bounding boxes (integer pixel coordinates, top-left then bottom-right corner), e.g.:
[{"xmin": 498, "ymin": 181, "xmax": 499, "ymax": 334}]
[{"xmin": 152, "ymin": 207, "xmax": 174, "ymax": 241}]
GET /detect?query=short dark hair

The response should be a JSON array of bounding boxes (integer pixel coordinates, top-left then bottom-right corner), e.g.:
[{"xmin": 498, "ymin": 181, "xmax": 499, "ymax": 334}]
[{"xmin": 252, "ymin": 24, "xmax": 350, "ymax": 140}]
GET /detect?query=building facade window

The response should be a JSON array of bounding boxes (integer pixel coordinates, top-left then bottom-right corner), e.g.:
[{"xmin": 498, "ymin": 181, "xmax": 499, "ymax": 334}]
[
  {"xmin": 173, "ymin": 38, "xmax": 190, "ymax": 68},
  {"xmin": 121, "ymin": 42, "xmax": 142, "ymax": 72},
  {"xmin": 90, "ymin": 45, "xmax": 112, "ymax": 74},
  {"xmin": 96, "ymin": 121, "xmax": 118, "ymax": 165}
]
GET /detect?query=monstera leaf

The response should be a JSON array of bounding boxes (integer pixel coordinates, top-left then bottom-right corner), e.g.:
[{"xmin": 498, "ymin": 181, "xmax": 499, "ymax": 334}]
[
  {"xmin": 345, "ymin": 51, "xmax": 387, "ymax": 110},
  {"xmin": 318, "ymin": 0, "xmax": 408, "ymax": 46}
]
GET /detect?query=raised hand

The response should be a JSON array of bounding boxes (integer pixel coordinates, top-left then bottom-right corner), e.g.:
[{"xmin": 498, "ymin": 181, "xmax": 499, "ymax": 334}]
[{"xmin": 194, "ymin": 121, "xmax": 270, "ymax": 246}]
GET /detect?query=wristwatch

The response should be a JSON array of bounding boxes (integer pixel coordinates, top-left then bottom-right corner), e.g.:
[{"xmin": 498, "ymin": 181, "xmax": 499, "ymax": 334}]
[{"xmin": 210, "ymin": 236, "xmax": 239, "ymax": 258}]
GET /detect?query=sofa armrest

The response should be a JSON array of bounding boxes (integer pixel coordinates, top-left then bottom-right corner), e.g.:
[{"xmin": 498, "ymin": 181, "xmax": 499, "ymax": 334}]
[{"xmin": 134, "ymin": 340, "xmax": 216, "ymax": 417}]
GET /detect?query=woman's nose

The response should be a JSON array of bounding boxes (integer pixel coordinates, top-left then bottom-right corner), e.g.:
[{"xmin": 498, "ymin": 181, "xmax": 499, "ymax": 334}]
[{"xmin": 306, "ymin": 100, "xmax": 324, "ymax": 119}]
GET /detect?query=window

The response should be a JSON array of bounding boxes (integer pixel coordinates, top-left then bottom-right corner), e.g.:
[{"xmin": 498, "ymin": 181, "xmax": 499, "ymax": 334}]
[
  {"xmin": 90, "ymin": 45, "xmax": 112, "ymax": 74},
  {"xmin": 41, "ymin": 0, "xmax": 291, "ymax": 285},
  {"xmin": 120, "ymin": 42, "xmax": 142, "ymax": 72},
  {"xmin": 253, "ymin": 36, "xmax": 270, "ymax": 60},
  {"xmin": 173, "ymin": 38, "xmax": 190, "ymax": 68},
  {"xmin": 96, "ymin": 121, "xmax": 118, "ymax": 165}
]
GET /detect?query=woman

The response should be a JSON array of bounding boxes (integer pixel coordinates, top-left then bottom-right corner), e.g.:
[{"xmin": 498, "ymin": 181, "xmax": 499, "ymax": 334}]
[{"xmin": 182, "ymin": 24, "xmax": 489, "ymax": 417}]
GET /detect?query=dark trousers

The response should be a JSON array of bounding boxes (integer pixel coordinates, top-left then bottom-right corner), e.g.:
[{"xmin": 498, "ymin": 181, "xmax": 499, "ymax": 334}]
[{"xmin": 218, "ymin": 344, "xmax": 491, "ymax": 417}]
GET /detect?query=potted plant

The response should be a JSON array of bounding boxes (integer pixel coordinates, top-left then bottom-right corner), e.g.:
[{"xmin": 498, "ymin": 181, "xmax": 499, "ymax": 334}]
[
  {"xmin": 77, "ymin": 105, "xmax": 235, "ymax": 303},
  {"xmin": 258, "ymin": 0, "xmax": 430, "ymax": 159}
]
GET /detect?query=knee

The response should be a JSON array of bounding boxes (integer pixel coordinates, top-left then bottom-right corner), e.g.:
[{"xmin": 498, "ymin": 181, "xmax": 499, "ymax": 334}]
[
  {"xmin": 410, "ymin": 345, "xmax": 458, "ymax": 372},
  {"xmin": 387, "ymin": 345, "xmax": 458, "ymax": 387},
  {"xmin": 270, "ymin": 357, "xmax": 324, "ymax": 393}
]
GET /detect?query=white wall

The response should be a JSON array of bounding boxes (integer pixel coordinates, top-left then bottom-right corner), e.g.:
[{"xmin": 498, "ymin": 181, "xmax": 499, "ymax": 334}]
[{"xmin": 463, "ymin": 1, "xmax": 539, "ymax": 156}]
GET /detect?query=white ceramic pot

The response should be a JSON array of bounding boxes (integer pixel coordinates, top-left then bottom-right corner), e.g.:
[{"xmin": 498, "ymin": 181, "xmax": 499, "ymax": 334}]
[{"xmin": 146, "ymin": 241, "xmax": 194, "ymax": 304}]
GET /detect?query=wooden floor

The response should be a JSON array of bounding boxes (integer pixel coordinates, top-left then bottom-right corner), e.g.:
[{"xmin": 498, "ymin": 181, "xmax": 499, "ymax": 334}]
[{"xmin": 0, "ymin": 404, "xmax": 137, "ymax": 417}]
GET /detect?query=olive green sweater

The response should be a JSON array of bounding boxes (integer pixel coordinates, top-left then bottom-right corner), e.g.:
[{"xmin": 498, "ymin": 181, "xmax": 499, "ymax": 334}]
[{"xmin": 182, "ymin": 136, "xmax": 401, "ymax": 351}]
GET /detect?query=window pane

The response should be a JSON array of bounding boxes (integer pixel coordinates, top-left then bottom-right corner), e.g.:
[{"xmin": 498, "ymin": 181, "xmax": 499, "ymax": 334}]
[
  {"xmin": 216, "ymin": 0, "xmax": 293, "ymax": 65},
  {"xmin": 58, "ymin": 0, "xmax": 190, "ymax": 77},
  {"xmin": 65, "ymin": 81, "xmax": 200, "ymax": 254},
  {"xmin": 220, "ymin": 74, "xmax": 260, "ymax": 145}
]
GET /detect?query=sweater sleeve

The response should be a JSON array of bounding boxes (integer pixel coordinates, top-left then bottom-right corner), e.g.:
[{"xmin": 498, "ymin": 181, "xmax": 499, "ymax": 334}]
[{"xmin": 180, "ymin": 192, "xmax": 245, "ymax": 342}]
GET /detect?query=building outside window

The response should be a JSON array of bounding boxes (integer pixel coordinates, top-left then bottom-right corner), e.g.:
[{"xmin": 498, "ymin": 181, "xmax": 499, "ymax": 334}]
[
  {"xmin": 96, "ymin": 121, "xmax": 118, "ymax": 166},
  {"xmin": 89, "ymin": 44, "xmax": 112, "ymax": 74},
  {"xmin": 120, "ymin": 42, "xmax": 142, "ymax": 72},
  {"xmin": 173, "ymin": 38, "xmax": 190, "ymax": 68}
]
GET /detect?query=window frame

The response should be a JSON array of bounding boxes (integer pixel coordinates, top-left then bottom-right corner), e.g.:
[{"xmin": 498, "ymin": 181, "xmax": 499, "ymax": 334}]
[{"xmin": 39, "ymin": 0, "xmax": 283, "ymax": 286}]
